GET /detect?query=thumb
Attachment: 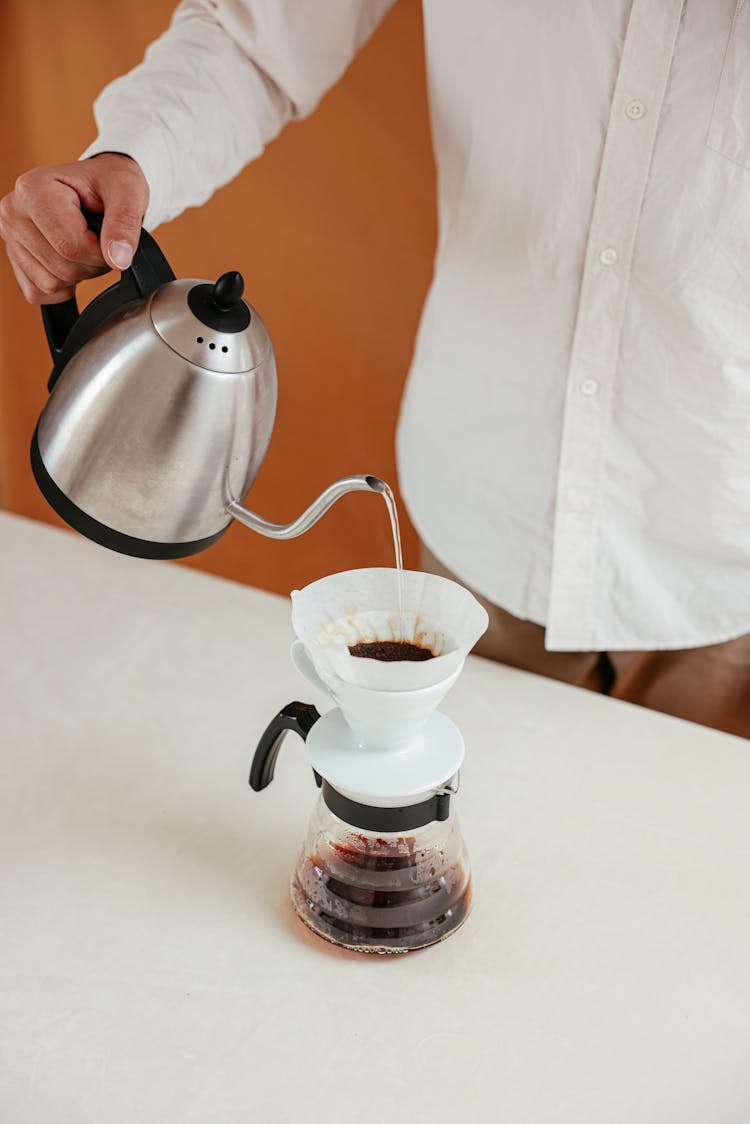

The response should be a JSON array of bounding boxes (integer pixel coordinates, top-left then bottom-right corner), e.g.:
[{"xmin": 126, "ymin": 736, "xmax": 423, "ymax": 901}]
[{"xmin": 98, "ymin": 175, "xmax": 148, "ymax": 272}]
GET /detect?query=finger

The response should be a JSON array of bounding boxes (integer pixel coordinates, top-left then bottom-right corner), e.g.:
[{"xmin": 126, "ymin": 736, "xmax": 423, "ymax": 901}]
[
  {"xmin": 14, "ymin": 170, "xmax": 103, "ymax": 269},
  {"xmin": 97, "ymin": 174, "xmax": 149, "ymax": 271},
  {"xmin": 5, "ymin": 240, "xmax": 75, "ymax": 304},
  {"xmin": 6, "ymin": 252, "xmax": 38, "ymax": 303},
  {"xmin": 0, "ymin": 210, "xmax": 105, "ymax": 286},
  {"xmin": 80, "ymin": 160, "xmax": 149, "ymax": 272}
]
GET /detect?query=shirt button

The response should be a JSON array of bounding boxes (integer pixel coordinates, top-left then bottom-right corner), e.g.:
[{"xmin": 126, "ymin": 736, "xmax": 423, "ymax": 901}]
[
  {"xmin": 625, "ymin": 99, "xmax": 646, "ymax": 120},
  {"xmin": 600, "ymin": 247, "xmax": 619, "ymax": 266},
  {"xmin": 580, "ymin": 378, "xmax": 599, "ymax": 396}
]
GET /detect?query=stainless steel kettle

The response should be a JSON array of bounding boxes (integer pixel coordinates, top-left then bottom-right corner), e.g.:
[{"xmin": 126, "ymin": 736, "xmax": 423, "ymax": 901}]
[{"xmin": 31, "ymin": 212, "xmax": 384, "ymax": 560}]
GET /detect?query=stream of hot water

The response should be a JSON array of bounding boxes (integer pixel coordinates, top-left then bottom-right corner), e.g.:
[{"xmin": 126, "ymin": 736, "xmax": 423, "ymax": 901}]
[{"xmin": 381, "ymin": 482, "xmax": 405, "ymax": 643}]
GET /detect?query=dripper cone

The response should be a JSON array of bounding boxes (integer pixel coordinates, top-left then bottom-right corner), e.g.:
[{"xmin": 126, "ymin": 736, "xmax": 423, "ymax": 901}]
[{"xmin": 291, "ymin": 568, "xmax": 489, "ymax": 692}]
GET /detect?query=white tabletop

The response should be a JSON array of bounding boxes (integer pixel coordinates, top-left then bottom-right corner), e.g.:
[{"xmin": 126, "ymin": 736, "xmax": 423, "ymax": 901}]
[{"xmin": 2, "ymin": 511, "xmax": 749, "ymax": 1123}]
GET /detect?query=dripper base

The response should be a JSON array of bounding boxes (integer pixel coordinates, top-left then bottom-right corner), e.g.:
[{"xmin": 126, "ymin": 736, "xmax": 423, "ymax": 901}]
[{"xmin": 306, "ymin": 708, "xmax": 465, "ymax": 802}]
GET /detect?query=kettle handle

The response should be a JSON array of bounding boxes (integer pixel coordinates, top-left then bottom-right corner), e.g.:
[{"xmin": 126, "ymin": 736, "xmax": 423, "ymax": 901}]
[
  {"xmin": 250, "ymin": 701, "xmax": 321, "ymax": 792},
  {"xmin": 41, "ymin": 209, "xmax": 176, "ymax": 390}
]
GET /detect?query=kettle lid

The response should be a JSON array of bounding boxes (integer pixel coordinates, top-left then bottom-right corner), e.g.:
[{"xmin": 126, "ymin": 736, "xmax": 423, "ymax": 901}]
[{"xmin": 149, "ymin": 271, "xmax": 271, "ymax": 374}]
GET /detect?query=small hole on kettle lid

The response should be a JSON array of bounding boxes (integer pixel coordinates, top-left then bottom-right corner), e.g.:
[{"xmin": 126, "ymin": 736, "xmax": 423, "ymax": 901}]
[
  {"xmin": 221, "ymin": 346, "xmax": 228, "ymax": 352},
  {"xmin": 209, "ymin": 342, "xmax": 216, "ymax": 350},
  {"xmin": 196, "ymin": 336, "xmax": 203, "ymax": 343}
]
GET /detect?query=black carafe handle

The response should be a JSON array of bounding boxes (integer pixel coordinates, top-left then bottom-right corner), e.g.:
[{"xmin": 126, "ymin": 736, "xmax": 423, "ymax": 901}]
[
  {"xmin": 250, "ymin": 702, "xmax": 321, "ymax": 792},
  {"xmin": 41, "ymin": 208, "xmax": 176, "ymax": 391}
]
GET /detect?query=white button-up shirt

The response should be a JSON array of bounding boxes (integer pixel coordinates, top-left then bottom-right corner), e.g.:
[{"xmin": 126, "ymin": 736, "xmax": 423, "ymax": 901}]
[{"xmin": 82, "ymin": 0, "xmax": 750, "ymax": 651}]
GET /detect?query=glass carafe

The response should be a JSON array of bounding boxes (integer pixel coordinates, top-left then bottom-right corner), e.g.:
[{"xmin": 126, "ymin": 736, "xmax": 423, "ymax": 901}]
[{"xmin": 291, "ymin": 794, "xmax": 472, "ymax": 954}]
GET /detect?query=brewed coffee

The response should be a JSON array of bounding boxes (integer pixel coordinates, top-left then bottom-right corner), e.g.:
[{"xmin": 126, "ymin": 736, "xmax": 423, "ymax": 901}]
[
  {"xmin": 349, "ymin": 640, "xmax": 435, "ymax": 662},
  {"xmin": 291, "ymin": 828, "xmax": 471, "ymax": 953}
]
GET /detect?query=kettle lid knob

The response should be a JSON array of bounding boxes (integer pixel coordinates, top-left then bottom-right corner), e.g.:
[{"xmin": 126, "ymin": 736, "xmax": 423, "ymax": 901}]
[
  {"xmin": 187, "ymin": 271, "xmax": 251, "ymax": 333},
  {"xmin": 212, "ymin": 271, "xmax": 245, "ymax": 310}
]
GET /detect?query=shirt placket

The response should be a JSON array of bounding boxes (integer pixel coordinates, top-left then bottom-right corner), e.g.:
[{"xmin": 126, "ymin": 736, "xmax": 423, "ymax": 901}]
[{"xmin": 544, "ymin": 0, "xmax": 685, "ymax": 651}]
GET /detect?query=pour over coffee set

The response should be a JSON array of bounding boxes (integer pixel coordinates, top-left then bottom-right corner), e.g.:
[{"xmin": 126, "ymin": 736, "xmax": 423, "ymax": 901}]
[{"xmin": 32, "ymin": 214, "xmax": 488, "ymax": 954}]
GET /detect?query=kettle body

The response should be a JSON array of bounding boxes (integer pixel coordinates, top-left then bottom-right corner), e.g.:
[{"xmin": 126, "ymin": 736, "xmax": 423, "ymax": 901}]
[
  {"xmin": 33, "ymin": 279, "xmax": 277, "ymax": 558},
  {"xmin": 32, "ymin": 212, "xmax": 384, "ymax": 559}
]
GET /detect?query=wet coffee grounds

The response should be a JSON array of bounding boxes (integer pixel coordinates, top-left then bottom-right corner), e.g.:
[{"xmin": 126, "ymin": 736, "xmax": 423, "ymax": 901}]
[{"xmin": 348, "ymin": 640, "xmax": 434, "ymax": 662}]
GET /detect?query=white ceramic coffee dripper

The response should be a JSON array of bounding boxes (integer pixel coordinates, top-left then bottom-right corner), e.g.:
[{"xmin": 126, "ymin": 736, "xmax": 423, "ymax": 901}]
[
  {"xmin": 290, "ymin": 639, "xmax": 462, "ymax": 752},
  {"xmin": 287, "ymin": 567, "xmax": 489, "ymax": 802}
]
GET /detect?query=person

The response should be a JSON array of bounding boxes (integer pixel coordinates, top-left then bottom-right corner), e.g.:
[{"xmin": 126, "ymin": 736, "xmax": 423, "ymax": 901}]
[{"xmin": 2, "ymin": 0, "xmax": 749, "ymax": 737}]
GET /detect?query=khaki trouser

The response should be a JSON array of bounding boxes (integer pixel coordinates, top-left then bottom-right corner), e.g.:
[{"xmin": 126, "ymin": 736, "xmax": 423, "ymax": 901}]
[{"xmin": 421, "ymin": 546, "xmax": 750, "ymax": 740}]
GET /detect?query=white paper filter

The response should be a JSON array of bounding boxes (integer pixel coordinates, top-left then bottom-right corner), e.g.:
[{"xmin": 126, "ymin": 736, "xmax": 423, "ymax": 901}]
[{"xmin": 291, "ymin": 568, "xmax": 489, "ymax": 691}]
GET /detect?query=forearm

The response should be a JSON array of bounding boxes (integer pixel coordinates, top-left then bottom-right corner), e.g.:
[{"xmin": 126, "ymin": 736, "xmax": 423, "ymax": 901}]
[{"xmin": 81, "ymin": 0, "xmax": 397, "ymax": 230}]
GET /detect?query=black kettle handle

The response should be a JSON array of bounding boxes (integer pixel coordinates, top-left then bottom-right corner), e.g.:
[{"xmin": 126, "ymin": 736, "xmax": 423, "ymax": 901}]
[
  {"xmin": 41, "ymin": 208, "xmax": 176, "ymax": 387},
  {"xmin": 250, "ymin": 702, "xmax": 321, "ymax": 792}
]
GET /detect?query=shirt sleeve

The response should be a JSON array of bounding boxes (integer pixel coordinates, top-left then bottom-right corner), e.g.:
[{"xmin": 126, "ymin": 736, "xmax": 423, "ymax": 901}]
[{"xmin": 79, "ymin": 0, "xmax": 397, "ymax": 230}]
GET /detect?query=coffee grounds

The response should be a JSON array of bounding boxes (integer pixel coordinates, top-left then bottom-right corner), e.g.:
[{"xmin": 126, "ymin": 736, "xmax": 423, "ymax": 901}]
[{"xmin": 348, "ymin": 640, "xmax": 434, "ymax": 662}]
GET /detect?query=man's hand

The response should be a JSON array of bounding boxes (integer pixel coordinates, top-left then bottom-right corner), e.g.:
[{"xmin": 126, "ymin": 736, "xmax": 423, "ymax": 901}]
[{"xmin": 0, "ymin": 153, "xmax": 149, "ymax": 305}]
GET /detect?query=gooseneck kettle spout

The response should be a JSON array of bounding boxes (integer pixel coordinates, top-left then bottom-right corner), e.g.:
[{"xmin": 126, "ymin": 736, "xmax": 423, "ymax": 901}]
[
  {"xmin": 225, "ymin": 475, "xmax": 386, "ymax": 540},
  {"xmin": 31, "ymin": 212, "xmax": 388, "ymax": 561}
]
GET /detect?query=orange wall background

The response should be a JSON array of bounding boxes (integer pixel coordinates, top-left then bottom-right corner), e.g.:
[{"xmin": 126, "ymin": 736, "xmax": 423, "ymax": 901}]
[{"xmin": 0, "ymin": 0, "xmax": 436, "ymax": 595}]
